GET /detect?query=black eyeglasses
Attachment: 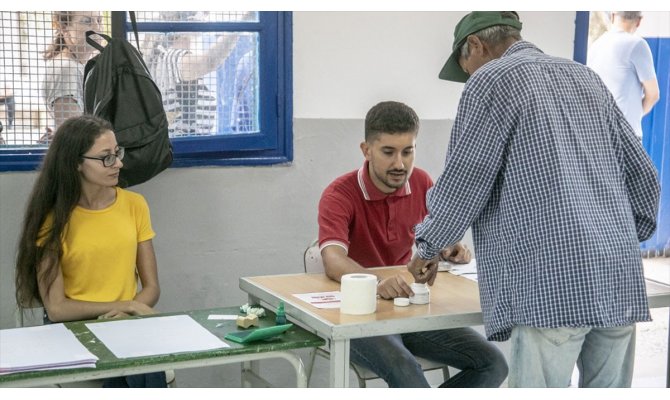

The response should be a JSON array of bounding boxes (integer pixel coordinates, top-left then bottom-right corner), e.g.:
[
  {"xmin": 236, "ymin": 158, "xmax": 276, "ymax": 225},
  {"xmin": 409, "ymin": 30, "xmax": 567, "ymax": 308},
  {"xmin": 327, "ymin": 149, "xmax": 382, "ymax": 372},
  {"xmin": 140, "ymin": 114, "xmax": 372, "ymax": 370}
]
[{"xmin": 81, "ymin": 147, "xmax": 125, "ymax": 167}]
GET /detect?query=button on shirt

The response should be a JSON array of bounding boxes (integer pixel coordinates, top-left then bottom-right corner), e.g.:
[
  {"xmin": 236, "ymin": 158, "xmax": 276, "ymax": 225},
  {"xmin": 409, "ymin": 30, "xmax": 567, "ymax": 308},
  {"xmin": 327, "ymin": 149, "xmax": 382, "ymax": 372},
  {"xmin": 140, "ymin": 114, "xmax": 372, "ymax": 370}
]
[
  {"xmin": 319, "ymin": 161, "xmax": 433, "ymax": 268},
  {"xmin": 415, "ymin": 41, "xmax": 660, "ymax": 341}
]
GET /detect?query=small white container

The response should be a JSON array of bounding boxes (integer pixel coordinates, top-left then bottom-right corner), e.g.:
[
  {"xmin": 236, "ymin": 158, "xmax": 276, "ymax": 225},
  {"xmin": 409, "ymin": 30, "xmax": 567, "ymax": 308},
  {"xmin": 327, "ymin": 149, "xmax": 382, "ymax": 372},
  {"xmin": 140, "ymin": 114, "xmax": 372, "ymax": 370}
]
[
  {"xmin": 409, "ymin": 283, "xmax": 430, "ymax": 304},
  {"xmin": 394, "ymin": 297, "xmax": 410, "ymax": 307}
]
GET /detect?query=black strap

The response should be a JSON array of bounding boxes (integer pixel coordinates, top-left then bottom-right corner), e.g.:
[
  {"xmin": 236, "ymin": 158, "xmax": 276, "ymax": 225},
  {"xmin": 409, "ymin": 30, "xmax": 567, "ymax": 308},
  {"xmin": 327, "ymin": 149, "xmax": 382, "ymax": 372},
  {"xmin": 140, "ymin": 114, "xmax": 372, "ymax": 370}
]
[
  {"xmin": 129, "ymin": 11, "xmax": 140, "ymax": 50},
  {"xmin": 85, "ymin": 13, "xmax": 140, "ymax": 53},
  {"xmin": 85, "ymin": 30, "xmax": 110, "ymax": 52}
]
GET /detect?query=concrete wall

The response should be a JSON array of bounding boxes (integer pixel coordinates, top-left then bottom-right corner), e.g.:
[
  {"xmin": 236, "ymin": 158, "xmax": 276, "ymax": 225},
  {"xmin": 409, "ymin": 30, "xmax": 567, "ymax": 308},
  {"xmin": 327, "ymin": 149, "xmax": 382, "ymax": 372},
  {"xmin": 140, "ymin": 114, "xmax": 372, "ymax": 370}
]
[{"xmin": 0, "ymin": 11, "xmax": 577, "ymax": 387}]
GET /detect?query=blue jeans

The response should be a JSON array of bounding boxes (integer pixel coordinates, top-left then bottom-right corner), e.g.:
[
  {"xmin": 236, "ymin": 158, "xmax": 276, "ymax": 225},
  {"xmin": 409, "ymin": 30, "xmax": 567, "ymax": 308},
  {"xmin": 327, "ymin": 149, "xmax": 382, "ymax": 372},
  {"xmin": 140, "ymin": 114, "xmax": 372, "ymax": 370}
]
[
  {"xmin": 350, "ymin": 327, "xmax": 508, "ymax": 388},
  {"xmin": 508, "ymin": 325, "xmax": 636, "ymax": 388}
]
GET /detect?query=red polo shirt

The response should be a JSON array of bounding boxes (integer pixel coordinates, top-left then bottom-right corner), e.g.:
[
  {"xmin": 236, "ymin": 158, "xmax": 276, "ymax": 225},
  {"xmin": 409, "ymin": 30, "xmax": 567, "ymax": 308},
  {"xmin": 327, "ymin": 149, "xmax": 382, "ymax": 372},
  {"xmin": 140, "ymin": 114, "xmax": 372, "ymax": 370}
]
[{"xmin": 318, "ymin": 161, "xmax": 433, "ymax": 268}]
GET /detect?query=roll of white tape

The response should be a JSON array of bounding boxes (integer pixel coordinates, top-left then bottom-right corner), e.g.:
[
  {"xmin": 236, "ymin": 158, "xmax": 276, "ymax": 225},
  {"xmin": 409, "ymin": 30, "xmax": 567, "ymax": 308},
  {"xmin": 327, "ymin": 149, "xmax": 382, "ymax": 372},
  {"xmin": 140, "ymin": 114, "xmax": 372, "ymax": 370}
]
[{"xmin": 340, "ymin": 273, "xmax": 377, "ymax": 315}]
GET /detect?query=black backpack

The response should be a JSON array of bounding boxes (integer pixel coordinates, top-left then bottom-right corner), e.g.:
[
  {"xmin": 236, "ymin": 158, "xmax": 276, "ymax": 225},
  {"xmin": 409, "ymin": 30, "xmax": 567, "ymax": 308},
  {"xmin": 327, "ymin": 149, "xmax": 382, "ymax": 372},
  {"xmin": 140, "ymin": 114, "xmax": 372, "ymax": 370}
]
[{"xmin": 83, "ymin": 15, "xmax": 172, "ymax": 187}]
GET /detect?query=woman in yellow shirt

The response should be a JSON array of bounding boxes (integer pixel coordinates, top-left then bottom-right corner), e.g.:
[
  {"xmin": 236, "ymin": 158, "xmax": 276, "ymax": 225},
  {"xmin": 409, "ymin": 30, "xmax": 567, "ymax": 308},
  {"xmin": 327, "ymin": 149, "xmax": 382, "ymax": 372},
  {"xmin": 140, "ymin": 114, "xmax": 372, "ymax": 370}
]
[{"xmin": 15, "ymin": 115, "xmax": 165, "ymax": 387}]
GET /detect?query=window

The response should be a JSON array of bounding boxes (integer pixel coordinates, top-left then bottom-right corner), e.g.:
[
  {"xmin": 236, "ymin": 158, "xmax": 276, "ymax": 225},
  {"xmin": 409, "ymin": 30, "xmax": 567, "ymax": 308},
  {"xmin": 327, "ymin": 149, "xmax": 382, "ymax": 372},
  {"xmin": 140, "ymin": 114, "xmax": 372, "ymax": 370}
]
[{"xmin": 0, "ymin": 11, "xmax": 292, "ymax": 171}]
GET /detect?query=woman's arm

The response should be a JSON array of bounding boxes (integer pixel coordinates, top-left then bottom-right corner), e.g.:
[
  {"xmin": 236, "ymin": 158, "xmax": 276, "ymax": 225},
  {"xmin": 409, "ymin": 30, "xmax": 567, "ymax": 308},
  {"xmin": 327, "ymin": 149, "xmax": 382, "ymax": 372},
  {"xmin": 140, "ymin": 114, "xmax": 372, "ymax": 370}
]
[
  {"xmin": 133, "ymin": 239, "xmax": 161, "ymax": 307},
  {"xmin": 178, "ymin": 34, "xmax": 239, "ymax": 82},
  {"xmin": 98, "ymin": 240, "xmax": 160, "ymax": 320},
  {"xmin": 37, "ymin": 257, "xmax": 153, "ymax": 322}
]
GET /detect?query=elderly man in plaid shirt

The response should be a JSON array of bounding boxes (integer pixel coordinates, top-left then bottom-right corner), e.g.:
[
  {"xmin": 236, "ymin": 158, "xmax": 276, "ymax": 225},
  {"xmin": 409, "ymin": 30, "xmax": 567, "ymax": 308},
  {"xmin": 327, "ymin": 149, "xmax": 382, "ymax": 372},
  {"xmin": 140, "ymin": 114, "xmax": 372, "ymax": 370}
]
[{"xmin": 408, "ymin": 12, "xmax": 660, "ymax": 388}]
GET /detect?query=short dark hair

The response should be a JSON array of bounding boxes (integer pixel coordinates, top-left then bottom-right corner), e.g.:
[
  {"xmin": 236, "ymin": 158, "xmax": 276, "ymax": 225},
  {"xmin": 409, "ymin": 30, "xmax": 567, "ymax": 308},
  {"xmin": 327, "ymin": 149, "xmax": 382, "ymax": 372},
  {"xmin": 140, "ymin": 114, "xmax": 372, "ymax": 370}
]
[{"xmin": 364, "ymin": 101, "xmax": 419, "ymax": 142}]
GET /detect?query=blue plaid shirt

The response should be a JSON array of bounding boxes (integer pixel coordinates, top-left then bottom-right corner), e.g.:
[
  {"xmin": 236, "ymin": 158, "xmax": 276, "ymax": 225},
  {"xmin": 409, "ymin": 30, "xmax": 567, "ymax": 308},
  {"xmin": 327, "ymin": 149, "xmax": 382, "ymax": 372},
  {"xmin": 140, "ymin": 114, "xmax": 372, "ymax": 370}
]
[{"xmin": 415, "ymin": 41, "xmax": 660, "ymax": 341}]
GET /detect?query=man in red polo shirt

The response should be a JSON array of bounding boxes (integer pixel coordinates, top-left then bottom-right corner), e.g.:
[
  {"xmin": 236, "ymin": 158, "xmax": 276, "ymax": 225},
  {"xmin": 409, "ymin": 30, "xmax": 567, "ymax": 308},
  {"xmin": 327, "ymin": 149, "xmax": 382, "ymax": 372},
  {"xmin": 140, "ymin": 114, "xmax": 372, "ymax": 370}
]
[{"xmin": 317, "ymin": 101, "xmax": 508, "ymax": 387}]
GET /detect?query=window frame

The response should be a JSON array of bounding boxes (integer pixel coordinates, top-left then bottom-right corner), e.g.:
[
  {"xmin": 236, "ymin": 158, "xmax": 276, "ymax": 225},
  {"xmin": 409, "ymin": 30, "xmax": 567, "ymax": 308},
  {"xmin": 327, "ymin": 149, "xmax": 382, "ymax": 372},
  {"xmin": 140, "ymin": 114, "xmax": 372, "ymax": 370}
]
[
  {"xmin": 573, "ymin": 11, "xmax": 589, "ymax": 64},
  {"xmin": 0, "ymin": 11, "xmax": 293, "ymax": 171}
]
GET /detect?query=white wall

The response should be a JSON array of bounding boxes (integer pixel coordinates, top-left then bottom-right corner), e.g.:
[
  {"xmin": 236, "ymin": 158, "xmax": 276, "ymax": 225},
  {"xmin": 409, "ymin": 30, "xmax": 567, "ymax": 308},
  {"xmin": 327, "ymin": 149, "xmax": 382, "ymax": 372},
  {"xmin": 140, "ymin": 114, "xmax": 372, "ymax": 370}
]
[
  {"xmin": 638, "ymin": 11, "xmax": 670, "ymax": 37},
  {"xmin": 0, "ymin": 11, "xmax": 578, "ymax": 386},
  {"xmin": 293, "ymin": 11, "xmax": 575, "ymax": 120}
]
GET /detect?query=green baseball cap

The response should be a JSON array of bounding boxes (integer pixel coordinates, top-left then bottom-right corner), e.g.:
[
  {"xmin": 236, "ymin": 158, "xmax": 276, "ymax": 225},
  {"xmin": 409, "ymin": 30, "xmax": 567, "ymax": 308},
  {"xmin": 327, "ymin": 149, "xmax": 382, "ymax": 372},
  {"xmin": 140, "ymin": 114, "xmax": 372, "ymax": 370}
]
[{"xmin": 439, "ymin": 11, "xmax": 522, "ymax": 83}]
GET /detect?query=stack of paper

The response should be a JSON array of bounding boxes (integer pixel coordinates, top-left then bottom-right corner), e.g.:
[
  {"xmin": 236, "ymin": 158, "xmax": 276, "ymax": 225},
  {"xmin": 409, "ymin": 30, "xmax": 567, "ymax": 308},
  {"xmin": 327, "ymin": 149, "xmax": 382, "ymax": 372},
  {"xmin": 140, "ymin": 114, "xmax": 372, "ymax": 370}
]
[{"xmin": 0, "ymin": 324, "xmax": 97, "ymax": 375}]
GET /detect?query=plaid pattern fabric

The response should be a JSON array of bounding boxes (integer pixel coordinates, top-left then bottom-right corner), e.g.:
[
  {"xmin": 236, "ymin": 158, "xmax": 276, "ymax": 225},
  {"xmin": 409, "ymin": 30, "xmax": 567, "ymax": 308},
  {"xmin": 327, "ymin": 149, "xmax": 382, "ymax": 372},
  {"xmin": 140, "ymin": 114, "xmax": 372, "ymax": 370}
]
[
  {"xmin": 147, "ymin": 46, "xmax": 217, "ymax": 137},
  {"xmin": 415, "ymin": 41, "xmax": 660, "ymax": 341}
]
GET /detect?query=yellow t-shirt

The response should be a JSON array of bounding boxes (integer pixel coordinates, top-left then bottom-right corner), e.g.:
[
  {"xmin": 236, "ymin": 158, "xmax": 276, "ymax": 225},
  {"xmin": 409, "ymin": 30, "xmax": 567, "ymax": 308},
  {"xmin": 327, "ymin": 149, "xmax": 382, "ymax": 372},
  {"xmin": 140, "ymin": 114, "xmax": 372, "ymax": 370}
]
[{"xmin": 41, "ymin": 187, "xmax": 155, "ymax": 302}]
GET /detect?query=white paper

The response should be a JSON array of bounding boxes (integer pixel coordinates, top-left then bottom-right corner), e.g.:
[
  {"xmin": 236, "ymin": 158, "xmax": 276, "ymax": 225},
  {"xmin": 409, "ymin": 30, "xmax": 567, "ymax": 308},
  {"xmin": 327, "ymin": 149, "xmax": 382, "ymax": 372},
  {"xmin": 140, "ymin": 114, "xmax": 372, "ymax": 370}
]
[
  {"xmin": 293, "ymin": 291, "xmax": 342, "ymax": 309},
  {"xmin": 0, "ymin": 324, "xmax": 97, "ymax": 375},
  {"xmin": 442, "ymin": 259, "xmax": 478, "ymax": 282},
  {"xmin": 207, "ymin": 314, "xmax": 238, "ymax": 320},
  {"xmin": 86, "ymin": 315, "xmax": 228, "ymax": 359}
]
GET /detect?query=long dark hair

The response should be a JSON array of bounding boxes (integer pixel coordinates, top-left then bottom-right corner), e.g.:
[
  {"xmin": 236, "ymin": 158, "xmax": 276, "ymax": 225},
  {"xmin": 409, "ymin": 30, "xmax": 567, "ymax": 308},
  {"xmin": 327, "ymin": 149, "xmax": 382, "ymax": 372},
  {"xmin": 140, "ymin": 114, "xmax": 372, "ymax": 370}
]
[{"xmin": 15, "ymin": 115, "xmax": 113, "ymax": 307}]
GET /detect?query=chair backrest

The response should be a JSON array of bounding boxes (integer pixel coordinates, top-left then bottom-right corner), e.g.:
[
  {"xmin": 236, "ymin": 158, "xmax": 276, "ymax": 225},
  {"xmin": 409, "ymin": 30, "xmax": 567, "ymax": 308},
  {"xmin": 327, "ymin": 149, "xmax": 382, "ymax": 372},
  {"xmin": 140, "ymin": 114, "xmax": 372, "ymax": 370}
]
[
  {"xmin": 15, "ymin": 299, "xmax": 44, "ymax": 328},
  {"xmin": 304, "ymin": 239, "xmax": 325, "ymax": 274}
]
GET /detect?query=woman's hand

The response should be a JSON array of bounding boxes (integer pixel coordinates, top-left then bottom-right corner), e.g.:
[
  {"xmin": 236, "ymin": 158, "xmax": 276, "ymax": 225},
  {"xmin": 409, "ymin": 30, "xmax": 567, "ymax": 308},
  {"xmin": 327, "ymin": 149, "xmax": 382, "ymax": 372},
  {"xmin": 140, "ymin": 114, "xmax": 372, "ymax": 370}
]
[{"xmin": 97, "ymin": 301, "xmax": 156, "ymax": 319}]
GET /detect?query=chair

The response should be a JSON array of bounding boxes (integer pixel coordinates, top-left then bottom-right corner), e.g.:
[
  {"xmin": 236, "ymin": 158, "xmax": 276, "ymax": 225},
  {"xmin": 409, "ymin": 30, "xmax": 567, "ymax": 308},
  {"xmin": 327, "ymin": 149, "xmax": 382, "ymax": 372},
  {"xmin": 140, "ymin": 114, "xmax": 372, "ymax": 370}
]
[
  {"xmin": 303, "ymin": 239, "xmax": 451, "ymax": 387},
  {"xmin": 14, "ymin": 298, "xmax": 43, "ymax": 328}
]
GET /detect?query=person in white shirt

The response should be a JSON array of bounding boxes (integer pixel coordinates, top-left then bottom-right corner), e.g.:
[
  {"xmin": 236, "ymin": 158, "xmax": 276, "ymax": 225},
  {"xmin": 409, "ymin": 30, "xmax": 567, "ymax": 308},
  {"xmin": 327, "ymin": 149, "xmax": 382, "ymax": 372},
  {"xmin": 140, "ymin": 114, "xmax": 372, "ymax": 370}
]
[
  {"xmin": 143, "ymin": 12, "xmax": 251, "ymax": 137},
  {"xmin": 587, "ymin": 11, "xmax": 660, "ymax": 139},
  {"xmin": 42, "ymin": 12, "xmax": 103, "ymax": 132}
]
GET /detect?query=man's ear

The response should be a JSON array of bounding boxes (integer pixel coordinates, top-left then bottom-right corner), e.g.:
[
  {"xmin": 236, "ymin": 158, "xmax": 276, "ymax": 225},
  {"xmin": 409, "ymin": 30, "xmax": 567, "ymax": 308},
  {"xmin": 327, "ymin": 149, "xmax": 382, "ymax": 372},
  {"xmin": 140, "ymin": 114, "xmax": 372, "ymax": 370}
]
[
  {"xmin": 466, "ymin": 35, "xmax": 484, "ymax": 56},
  {"xmin": 360, "ymin": 141, "xmax": 371, "ymax": 160}
]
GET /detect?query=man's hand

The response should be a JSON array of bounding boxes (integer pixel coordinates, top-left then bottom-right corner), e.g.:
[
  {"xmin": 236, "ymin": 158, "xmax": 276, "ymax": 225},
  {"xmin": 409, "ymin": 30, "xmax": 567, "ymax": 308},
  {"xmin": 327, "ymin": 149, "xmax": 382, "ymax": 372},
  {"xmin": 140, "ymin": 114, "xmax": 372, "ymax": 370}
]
[
  {"xmin": 377, "ymin": 274, "xmax": 413, "ymax": 299},
  {"xmin": 440, "ymin": 243, "xmax": 471, "ymax": 264},
  {"xmin": 407, "ymin": 253, "xmax": 438, "ymax": 285}
]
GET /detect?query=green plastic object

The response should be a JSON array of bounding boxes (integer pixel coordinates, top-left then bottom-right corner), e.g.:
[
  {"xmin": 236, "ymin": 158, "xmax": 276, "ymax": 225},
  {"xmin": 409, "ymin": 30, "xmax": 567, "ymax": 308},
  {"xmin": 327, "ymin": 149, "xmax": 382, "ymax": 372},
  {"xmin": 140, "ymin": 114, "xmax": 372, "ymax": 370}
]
[
  {"xmin": 224, "ymin": 324, "xmax": 293, "ymax": 344},
  {"xmin": 275, "ymin": 301, "xmax": 287, "ymax": 325}
]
